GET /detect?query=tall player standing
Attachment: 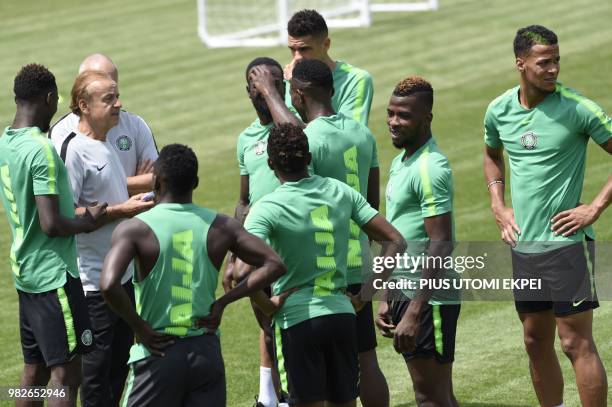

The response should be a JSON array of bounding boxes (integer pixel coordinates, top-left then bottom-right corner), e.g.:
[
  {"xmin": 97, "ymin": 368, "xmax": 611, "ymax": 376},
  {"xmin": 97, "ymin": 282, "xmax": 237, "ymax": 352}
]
[{"xmin": 483, "ymin": 25, "xmax": 611, "ymax": 407}]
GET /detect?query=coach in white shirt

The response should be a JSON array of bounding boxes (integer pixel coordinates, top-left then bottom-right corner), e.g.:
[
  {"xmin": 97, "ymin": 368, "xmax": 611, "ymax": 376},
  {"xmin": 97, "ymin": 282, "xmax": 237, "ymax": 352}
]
[
  {"xmin": 52, "ymin": 69, "xmax": 154, "ymax": 407},
  {"xmin": 50, "ymin": 54, "xmax": 158, "ymax": 195}
]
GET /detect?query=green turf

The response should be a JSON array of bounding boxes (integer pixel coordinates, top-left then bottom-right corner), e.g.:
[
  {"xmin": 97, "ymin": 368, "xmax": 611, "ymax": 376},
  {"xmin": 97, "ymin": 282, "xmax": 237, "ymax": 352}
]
[{"xmin": 0, "ymin": 0, "xmax": 610, "ymax": 405}]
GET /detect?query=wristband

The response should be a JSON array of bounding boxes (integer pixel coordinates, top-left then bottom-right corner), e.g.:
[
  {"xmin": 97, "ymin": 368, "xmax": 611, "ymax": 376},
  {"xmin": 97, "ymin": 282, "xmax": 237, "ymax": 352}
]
[{"xmin": 487, "ymin": 180, "xmax": 504, "ymax": 189}]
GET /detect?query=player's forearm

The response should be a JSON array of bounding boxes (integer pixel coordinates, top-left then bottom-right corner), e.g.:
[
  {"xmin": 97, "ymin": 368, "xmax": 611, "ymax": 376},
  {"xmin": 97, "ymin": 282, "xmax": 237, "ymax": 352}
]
[
  {"xmin": 411, "ymin": 239, "xmax": 453, "ymax": 305},
  {"xmin": 590, "ymin": 175, "xmax": 612, "ymax": 217},
  {"xmin": 216, "ymin": 259, "xmax": 286, "ymax": 308},
  {"xmin": 234, "ymin": 200, "xmax": 250, "ymax": 225},
  {"xmin": 45, "ymin": 215, "xmax": 96, "ymax": 237},
  {"xmin": 127, "ymin": 174, "xmax": 154, "ymax": 196},
  {"xmin": 100, "ymin": 277, "xmax": 143, "ymax": 331},
  {"xmin": 483, "ymin": 149, "xmax": 506, "ymax": 209},
  {"xmin": 360, "ymin": 238, "xmax": 407, "ymax": 299},
  {"xmin": 261, "ymin": 88, "xmax": 303, "ymax": 128}
]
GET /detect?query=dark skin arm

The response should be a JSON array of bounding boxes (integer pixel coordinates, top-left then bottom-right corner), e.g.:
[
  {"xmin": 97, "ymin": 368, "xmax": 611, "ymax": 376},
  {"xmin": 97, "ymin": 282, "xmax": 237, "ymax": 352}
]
[
  {"xmin": 249, "ymin": 66, "xmax": 304, "ymax": 128},
  {"xmin": 35, "ymin": 194, "xmax": 106, "ymax": 237},
  {"xmin": 483, "ymin": 145, "xmax": 521, "ymax": 246},
  {"xmin": 197, "ymin": 215, "xmax": 286, "ymax": 329},
  {"xmin": 367, "ymin": 167, "xmax": 380, "ymax": 210},
  {"xmin": 222, "ymin": 175, "xmax": 251, "ymax": 293},
  {"xmin": 100, "ymin": 219, "xmax": 176, "ymax": 356},
  {"xmin": 393, "ymin": 212, "xmax": 453, "ymax": 354},
  {"xmin": 551, "ymin": 140, "xmax": 612, "ymax": 236}
]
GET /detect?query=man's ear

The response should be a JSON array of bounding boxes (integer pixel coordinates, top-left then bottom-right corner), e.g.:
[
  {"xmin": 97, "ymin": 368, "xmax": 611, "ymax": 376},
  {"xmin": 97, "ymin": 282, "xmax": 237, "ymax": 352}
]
[
  {"xmin": 516, "ymin": 57, "xmax": 525, "ymax": 73},
  {"xmin": 267, "ymin": 157, "xmax": 274, "ymax": 170},
  {"xmin": 323, "ymin": 37, "xmax": 331, "ymax": 52},
  {"xmin": 153, "ymin": 174, "xmax": 161, "ymax": 192},
  {"xmin": 78, "ymin": 99, "xmax": 89, "ymax": 115},
  {"xmin": 193, "ymin": 176, "xmax": 199, "ymax": 190},
  {"xmin": 46, "ymin": 91, "xmax": 54, "ymax": 105}
]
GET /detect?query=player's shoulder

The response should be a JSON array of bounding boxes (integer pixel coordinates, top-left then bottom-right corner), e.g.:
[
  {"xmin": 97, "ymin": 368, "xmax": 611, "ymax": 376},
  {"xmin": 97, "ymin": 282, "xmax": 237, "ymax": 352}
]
[
  {"xmin": 335, "ymin": 60, "xmax": 372, "ymax": 81},
  {"xmin": 554, "ymin": 83, "xmax": 603, "ymax": 113},
  {"xmin": 486, "ymin": 86, "xmax": 519, "ymax": 113},
  {"xmin": 418, "ymin": 140, "xmax": 452, "ymax": 178},
  {"xmin": 239, "ymin": 118, "xmax": 268, "ymax": 139}
]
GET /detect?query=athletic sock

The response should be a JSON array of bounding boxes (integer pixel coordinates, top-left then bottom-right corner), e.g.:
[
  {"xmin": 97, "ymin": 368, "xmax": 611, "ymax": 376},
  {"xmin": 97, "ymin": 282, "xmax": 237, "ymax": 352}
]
[{"xmin": 258, "ymin": 366, "xmax": 278, "ymax": 407}]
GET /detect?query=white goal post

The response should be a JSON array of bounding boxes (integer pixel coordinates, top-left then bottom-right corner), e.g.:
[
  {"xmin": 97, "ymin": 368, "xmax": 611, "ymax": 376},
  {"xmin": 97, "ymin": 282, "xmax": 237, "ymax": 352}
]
[{"xmin": 197, "ymin": 0, "xmax": 438, "ymax": 48}]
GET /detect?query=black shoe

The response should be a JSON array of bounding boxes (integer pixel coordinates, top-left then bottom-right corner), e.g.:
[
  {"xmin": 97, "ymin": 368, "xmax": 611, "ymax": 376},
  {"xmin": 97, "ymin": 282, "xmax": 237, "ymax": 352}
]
[{"xmin": 252, "ymin": 396, "xmax": 265, "ymax": 407}]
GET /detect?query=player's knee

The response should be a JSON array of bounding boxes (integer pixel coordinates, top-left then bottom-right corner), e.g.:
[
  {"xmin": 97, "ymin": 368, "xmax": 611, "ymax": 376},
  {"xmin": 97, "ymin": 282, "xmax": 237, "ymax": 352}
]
[
  {"xmin": 559, "ymin": 334, "xmax": 594, "ymax": 361},
  {"xmin": 50, "ymin": 364, "xmax": 82, "ymax": 387},
  {"xmin": 22, "ymin": 363, "xmax": 48, "ymax": 385},
  {"xmin": 522, "ymin": 332, "xmax": 550, "ymax": 357}
]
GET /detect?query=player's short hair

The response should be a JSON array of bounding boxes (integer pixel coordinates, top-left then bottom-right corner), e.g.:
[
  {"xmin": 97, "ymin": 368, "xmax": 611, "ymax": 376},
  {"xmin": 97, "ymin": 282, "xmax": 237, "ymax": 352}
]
[
  {"xmin": 69, "ymin": 71, "xmax": 113, "ymax": 116},
  {"xmin": 287, "ymin": 9, "xmax": 328, "ymax": 38},
  {"xmin": 292, "ymin": 59, "xmax": 333, "ymax": 91},
  {"xmin": 245, "ymin": 57, "xmax": 282, "ymax": 80},
  {"xmin": 268, "ymin": 123, "xmax": 309, "ymax": 173},
  {"xmin": 392, "ymin": 76, "xmax": 434, "ymax": 111},
  {"xmin": 514, "ymin": 25, "xmax": 558, "ymax": 57},
  {"xmin": 13, "ymin": 64, "xmax": 56, "ymax": 101},
  {"xmin": 155, "ymin": 144, "xmax": 199, "ymax": 195}
]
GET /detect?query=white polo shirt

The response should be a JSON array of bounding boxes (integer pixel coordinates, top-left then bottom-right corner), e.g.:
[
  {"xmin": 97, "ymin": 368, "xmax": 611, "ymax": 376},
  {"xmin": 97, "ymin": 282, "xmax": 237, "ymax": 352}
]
[{"xmin": 53, "ymin": 132, "xmax": 134, "ymax": 291}]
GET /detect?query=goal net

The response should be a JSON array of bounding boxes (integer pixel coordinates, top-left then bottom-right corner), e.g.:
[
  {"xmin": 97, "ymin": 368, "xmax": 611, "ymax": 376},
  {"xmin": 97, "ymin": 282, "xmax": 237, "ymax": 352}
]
[{"xmin": 197, "ymin": 0, "xmax": 437, "ymax": 48}]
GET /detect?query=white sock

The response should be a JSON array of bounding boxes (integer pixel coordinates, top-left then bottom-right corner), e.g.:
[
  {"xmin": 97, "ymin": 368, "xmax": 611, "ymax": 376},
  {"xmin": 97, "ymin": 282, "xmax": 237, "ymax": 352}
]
[{"xmin": 258, "ymin": 366, "xmax": 278, "ymax": 407}]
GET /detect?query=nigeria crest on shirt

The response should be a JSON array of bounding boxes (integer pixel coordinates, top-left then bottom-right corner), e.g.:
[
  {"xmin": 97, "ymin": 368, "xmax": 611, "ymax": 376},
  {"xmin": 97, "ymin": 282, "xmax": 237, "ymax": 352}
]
[
  {"xmin": 116, "ymin": 135, "xmax": 133, "ymax": 151},
  {"xmin": 253, "ymin": 140, "xmax": 267, "ymax": 156},
  {"xmin": 520, "ymin": 131, "xmax": 537, "ymax": 150}
]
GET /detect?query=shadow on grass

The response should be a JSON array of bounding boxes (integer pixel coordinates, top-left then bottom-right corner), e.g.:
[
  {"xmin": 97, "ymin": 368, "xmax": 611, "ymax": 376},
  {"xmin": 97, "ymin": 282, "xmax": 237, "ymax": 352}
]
[{"xmin": 394, "ymin": 404, "xmax": 531, "ymax": 407}]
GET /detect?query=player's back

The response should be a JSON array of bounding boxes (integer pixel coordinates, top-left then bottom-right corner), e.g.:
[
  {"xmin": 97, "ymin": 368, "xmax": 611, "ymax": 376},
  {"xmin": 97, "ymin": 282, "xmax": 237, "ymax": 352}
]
[
  {"xmin": 0, "ymin": 126, "xmax": 77, "ymax": 293},
  {"xmin": 131, "ymin": 203, "xmax": 219, "ymax": 357},
  {"xmin": 305, "ymin": 113, "xmax": 377, "ymax": 197},
  {"xmin": 246, "ymin": 175, "xmax": 378, "ymax": 329}
]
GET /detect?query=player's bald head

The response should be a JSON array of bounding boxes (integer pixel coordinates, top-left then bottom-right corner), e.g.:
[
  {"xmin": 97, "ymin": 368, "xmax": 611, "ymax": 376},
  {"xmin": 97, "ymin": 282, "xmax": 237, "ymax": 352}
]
[{"xmin": 79, "ymin": 54, "xmax": 118, "ymax": 83}]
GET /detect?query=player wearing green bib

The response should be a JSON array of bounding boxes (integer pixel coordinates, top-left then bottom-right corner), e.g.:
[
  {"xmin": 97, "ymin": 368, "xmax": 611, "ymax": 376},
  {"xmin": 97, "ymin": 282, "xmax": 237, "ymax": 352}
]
[
  {"xmin": 0, "ymin": 64, "xmax": 106, "ymax": 407},
  {"xmin": 376, "ymin": 77, "xmax": 460, "ymax": 407},
  {"xmin": 100, "ymin": 144, "xmax": 285, "ymax": 407},
  {"xmin": 249, "ymin": 58, "xmax": 387, "ymax": 407},
  {"xmin": 231, "ymin": 57, "xmax": 288, "ymax": 407},
  {"xmin": 283, "ymin": 9, "xmax": 373, "ymax": 126},
  {"xmin": 243, "ymin": 124, "xmax": 404, "ymax": 407},
  {"xmin": 483, "ymin": 25, "xmax": 611, "ymax": 407}
]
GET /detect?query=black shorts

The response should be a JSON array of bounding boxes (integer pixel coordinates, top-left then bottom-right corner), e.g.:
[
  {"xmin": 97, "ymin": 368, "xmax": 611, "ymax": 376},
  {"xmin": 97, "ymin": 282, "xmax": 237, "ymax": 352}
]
[
  {"xmin": 18, "ymin": 271, "xmax": 93, "ymax": 367},
  {"xmin": 347, "ymin": 284, "xmax": 377, "ymax": 353},
  {"xmin": 124, "ymin": 335, "xmax": 226, "ymax": 407},
  {"xmin": 277, "ymin": 314, "xmax": 358, "ymax": 405},
  {"xmin": 512, "ymin": 239, "xmax": 598, "ymax": 317},
  {"xmin": 389, "ymin": 292, "xmax": 460, "ymax": 364}
]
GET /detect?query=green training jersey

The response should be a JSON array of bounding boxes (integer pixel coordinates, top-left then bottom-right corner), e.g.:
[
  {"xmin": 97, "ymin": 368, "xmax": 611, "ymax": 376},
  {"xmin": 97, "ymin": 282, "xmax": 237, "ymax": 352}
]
[
  {"xmin": 385, "ymin": 138, "xmax": 458, "ymax": 303},
  {"xmin": 305, "ymin": 113, "xmax": 379, "ymax": 284},
  {"xmin": 236, "ymin": 119, "xmax": 280, "ymax": 204},
  {"xmin": 0, "ymin": 127, "xmax": 78, "ymax": 293},
  {"xmin": 245, "ymin": 175, "xmax": 378, "ymax": 329},
  {"xmin": 484, "ymin": 84, "xmax": 611, "ymax": 253},
  {"xmin": 129, "ymin": 203, "xmax": 219, "ymax": 363},
  {"xmin": 285, "ymin": 60, "xmax": 373, "ymax": 125}
]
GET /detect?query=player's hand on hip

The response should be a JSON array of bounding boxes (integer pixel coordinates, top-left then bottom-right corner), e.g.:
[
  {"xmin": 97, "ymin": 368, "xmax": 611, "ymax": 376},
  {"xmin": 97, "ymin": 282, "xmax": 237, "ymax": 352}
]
[
  {"xmin": 222, "ymin": 253, "xmax": 236, "ymax": 293},
  {"xmin": 134, "ymin": 319, "xmax": 176, "ymax": 357},
  {"xmin": 195, "ymin": 301, "xmax": 225, "ymax": 332},
  {"xmin": 376, "ymin": 301, "xmax": 395, "ymax": 338},
  {"xmin": 551, "ymin": 203, "xmax": 597, "ymax": 237},
  {"xmin": 492, "ymin": 206, "xmax": 521, "ymax": 247},
  {"xmin": 269, "ymin": 287, "xmax": 298, "ymax": 311},
  {"xmin": 393, "ymin": 309, "xmax": 419, "ymax": 353}
]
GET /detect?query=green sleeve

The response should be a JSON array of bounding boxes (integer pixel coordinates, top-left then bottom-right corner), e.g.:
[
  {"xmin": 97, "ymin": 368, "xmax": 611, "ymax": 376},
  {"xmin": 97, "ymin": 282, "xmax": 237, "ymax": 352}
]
[
  {"xmin": 416, "ymin": 158, "xmax": 453, "ymax": 218},
  {"xmin": 483, "ymin": 106, "xmax": 502, "ymax": 149},
  {"xmin": 577, "ymin": 98, "xmax": 612, "ymax": 145},
  {"xmin": 30, "ymin": 138, "xmax": 60, "ymax": 196},
  {"xmin": 337, "ymin": 71, "xmax": 373, "ymax": 126},
  {"xmin": 244, "ymin": 200, "xmax": 275, "ymax": 240},
  {"xmin": 236, "ymin": 134, "xmax": 248, "ymax": 175},
  {"xmin": 307, "ymin": 136, "xmax": 326, "ymax": 176},
  {"xmin": 346, "ymin": 183, "xmax": 378, "ymax": 226},
  {"xmin": 370, "ymin": 134, "xmax": 379, "ymax": 168}
]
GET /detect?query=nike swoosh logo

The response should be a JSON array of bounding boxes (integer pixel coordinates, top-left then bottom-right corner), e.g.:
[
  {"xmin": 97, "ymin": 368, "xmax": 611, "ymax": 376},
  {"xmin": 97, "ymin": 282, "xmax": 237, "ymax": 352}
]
[
  {"xmin": 572, "ymin": 298, "xmax": 587, "ymax": 307},
  {"xmin": 96, "ymin": 164, "xmax": 107, "ymax": 171}
]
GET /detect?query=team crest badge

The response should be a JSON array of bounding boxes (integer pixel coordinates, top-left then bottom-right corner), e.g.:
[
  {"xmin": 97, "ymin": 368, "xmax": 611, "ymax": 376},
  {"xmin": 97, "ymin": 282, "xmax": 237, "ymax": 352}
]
[
  {"xmin": 116, "ymin": 135, "xmax": 132, "ymax": 151},
  {"xmin": 520, "ymin": 131, "xmax": 537, "ymax": 150},
  {"xmin": 253, "ymin": 140, "xmax": 267, "ymax": 156},
  {"xmin": 81, "ymin": 329, "xmax": 93, "ymax": 346}
]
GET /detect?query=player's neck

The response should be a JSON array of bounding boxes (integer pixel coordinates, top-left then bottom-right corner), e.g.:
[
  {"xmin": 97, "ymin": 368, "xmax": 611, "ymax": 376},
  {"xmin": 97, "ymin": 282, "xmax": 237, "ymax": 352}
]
[
  {"xmin": 519, "ymin": 82, "xmax": 551, "ymax": 109},
  {"xmin": 277, "ymin": 169, "xmax": 309, "ymax": 184},
  {"xmin": 306, "ymin": 102, "xmax": 335, "ymax": 122},
  {"xmin": 11, "ymin": 107, "xmax": 47, "ymax": 131},
  {"xmin": 77, "ymin": 119, "xmax": 109, "ymax": 141},
  {"xmin": 157, "ymin": 192, "xmax": 192, "ymax": 204},
  {"xmin": 402, "ymin": 132, "xmax": 432, "ymax": 160}
]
